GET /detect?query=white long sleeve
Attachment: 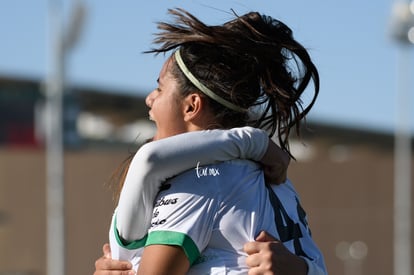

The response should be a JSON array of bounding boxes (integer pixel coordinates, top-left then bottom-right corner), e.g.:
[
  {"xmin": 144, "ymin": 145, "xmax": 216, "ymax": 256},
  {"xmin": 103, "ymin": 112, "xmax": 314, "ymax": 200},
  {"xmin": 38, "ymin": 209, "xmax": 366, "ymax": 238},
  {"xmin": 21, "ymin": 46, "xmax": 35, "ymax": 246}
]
[{"xmin": 116, "ymin": 126, "xmax": 269, "ymax": 241}]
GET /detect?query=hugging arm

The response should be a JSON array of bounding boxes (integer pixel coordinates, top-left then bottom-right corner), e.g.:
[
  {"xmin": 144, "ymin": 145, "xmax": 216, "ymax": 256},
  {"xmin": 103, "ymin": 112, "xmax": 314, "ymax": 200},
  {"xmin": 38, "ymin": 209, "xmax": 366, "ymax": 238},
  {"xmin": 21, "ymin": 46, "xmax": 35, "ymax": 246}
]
[{"xmin": 115, "ymin": 126, "xmax": 288, "ymax": 242}]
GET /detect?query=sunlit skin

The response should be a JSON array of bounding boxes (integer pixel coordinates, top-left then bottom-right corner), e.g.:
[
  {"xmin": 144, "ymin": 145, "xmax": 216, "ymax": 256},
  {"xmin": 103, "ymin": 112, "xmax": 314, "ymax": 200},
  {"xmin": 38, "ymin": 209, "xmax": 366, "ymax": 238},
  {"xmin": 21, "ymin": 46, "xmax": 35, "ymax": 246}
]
[
  {"xmin": 146, "ymin": 56, "xmax": 217, "ymax": 143},
  {"xmin": 145, "ymin": 57, "xmax": 188, "ymax": 141}
]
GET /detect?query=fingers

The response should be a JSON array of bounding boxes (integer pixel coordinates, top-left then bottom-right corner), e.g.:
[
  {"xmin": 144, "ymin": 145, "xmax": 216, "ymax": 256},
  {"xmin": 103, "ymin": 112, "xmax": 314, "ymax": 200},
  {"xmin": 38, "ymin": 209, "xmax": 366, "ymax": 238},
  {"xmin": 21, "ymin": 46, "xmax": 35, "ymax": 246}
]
[
  {"xmin": 244, "ymin": 241, "xmax": 261, "ymax": 255},
  {"xmin": 245, "ymin": 245, "xmax": 275, "ymax": 274},
  {"xmin": 245, "ymin": 232, "xmax": 308, "ymax": 275},
  {"xmin": 255, "ymin": 231, "xmax": 277, "ymax": 242},
  {"xmin": 103, "ymin": 243, "xmax": 111, "ymax": 258},
  {"xmin": 94, "ymin": 257, "xmax": 135, "ymax": 274},
  {"xmin": 245, "ymin": 252, "xmax": 261, "ymax": 268},
  {"xmin": 244, "ymin": 231, "xmax": 279, "ymax": 255},
  {"xmin": 93, "ymin": 268, "xmax": 135, "ymax": 275},
  {"xmin": 95, "ymin": 256, "xmax": 128, "ymax": 269},
  {"xmin": 100, "ymin": 243, "xmax": 133, "ymax": 270},
  {"xmin": 263, "ymin": 164, "xmax": 287, "ymax": 185},
  {"xmin": 261, "ymin": 139, "xmax": 290, "ymax": 185}
]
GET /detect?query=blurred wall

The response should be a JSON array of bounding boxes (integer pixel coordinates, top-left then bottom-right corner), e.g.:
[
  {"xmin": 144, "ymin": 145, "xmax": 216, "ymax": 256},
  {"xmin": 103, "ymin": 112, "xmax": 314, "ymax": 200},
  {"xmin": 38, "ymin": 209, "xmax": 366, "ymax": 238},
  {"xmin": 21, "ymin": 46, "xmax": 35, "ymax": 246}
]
[{"xmin": 0, "ymin": 148, "xmax": 125, "ymax": 275}]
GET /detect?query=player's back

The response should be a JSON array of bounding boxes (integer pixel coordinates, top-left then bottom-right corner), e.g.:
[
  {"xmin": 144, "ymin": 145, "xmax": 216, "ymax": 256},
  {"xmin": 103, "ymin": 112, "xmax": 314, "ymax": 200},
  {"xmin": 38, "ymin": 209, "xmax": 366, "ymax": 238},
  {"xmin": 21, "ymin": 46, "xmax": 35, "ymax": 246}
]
[{"xmin": 154, "ymin": 159, "xmax": 278, "ymax": 274}]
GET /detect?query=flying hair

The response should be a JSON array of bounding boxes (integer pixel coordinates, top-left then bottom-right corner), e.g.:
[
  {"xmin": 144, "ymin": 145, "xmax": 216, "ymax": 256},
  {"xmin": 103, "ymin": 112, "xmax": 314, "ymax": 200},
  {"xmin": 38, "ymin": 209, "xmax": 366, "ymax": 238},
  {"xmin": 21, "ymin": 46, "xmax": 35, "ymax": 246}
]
[{"xmin": 146, "ymin": 8, "xmax": 320, "ymax": 158}]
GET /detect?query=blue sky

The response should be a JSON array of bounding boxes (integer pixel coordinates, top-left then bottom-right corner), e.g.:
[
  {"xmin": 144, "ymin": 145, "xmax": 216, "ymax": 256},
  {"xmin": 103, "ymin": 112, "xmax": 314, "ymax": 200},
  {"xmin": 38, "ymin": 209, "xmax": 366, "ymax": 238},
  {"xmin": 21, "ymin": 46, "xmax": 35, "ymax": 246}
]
[{"xmin": 1, "ymin": 0, "xmax": 413, "ymax": 134}]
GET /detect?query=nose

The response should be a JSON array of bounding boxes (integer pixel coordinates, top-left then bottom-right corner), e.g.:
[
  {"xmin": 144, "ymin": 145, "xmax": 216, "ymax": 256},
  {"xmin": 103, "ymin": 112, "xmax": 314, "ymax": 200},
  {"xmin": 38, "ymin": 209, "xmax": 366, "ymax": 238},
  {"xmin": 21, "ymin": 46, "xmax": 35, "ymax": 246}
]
[{"xmin": 145, "ymin": 89, "xmax": 156, "ymax": 108}]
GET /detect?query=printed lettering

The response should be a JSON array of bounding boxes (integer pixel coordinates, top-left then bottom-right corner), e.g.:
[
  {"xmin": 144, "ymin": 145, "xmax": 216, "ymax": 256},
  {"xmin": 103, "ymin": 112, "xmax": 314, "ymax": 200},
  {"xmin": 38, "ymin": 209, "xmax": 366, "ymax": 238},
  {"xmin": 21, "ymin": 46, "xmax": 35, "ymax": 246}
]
[
  {"xmin": 296, "ymin": 197, "xmax": 311, "ymax": 235},
  {"xmin": 154, "ymin": 197, "xmax": 179, "ymax": 207},
  {"xmin": 195, "ymin": 162, "xmax": 220, "ymax": 178},
  {"xmin": 151, "ymin": 218, "xmax": 167, "ymax": 226},
  {"xmin": 265, "ymin": 184, "xmax": 312, "ymax": 260},
  {"xmin": 153, "ymin": 208, "xmax": 159, "ymax": 218}
]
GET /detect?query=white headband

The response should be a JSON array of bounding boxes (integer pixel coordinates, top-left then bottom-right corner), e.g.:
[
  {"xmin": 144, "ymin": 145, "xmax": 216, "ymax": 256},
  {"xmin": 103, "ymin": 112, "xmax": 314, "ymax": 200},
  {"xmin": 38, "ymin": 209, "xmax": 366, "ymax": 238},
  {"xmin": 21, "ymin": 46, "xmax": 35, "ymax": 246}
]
[{"xmin": 174, "ymin": 49, "xmax": 247, "ymax": 113}]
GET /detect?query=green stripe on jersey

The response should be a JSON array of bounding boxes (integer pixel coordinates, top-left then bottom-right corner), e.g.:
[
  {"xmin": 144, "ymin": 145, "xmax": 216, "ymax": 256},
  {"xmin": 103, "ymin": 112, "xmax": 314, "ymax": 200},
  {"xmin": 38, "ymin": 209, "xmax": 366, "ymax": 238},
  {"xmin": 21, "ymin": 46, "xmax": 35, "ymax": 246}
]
[
  {"xmin": 113, "ymin": 215, "xmax": 147, "ymax": 249},
  {"xmin": 146, "ymin": 231, "xmax": 200, "ymax": 265}
]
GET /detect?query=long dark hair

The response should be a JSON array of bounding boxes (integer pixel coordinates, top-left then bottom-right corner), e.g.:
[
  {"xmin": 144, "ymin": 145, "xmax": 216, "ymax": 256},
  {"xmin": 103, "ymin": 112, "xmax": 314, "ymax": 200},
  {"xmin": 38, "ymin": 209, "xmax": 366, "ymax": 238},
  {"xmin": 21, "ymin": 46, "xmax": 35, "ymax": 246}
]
[
  {"xmin": 147, "ymin": 8, "xmax": 320, "ymax": 157},
  {"xmin": 111, "ymin": 8, "xmax": 320, "ymax": 198}
]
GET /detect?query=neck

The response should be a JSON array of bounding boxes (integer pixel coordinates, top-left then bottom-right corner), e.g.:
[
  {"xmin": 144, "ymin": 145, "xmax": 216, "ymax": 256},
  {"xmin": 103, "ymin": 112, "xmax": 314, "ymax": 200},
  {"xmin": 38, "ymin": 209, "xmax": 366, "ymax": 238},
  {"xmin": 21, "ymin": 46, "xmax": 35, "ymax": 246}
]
[{"xmin": 186, "ymin": 113, "xmax": 219, "ymax": 132}]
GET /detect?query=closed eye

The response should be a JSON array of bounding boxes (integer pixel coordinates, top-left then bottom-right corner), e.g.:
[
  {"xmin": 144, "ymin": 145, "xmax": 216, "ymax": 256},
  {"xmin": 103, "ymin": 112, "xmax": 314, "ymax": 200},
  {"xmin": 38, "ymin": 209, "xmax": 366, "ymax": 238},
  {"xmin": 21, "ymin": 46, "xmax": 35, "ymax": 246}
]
[{"xmin": 156, "ymin": 78, "xmax": 161, "ymax": 92}]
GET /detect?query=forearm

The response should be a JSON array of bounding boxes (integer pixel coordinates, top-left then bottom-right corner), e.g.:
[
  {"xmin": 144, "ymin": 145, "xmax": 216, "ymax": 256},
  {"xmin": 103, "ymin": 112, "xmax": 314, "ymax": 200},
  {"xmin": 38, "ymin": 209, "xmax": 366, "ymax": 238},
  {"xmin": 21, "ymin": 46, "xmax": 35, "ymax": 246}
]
[{"xmin": 116, "ymin": 127, "xmax": 269, "ymax": 241}]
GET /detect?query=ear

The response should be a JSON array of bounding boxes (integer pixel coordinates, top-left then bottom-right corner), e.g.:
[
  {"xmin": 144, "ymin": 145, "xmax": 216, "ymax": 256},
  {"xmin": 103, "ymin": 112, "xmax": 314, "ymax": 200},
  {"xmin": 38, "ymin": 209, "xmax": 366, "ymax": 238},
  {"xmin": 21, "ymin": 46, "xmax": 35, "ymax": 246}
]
[{"xmin": 182, "ymin": 93, "xmax": 203, "ymax": 122}]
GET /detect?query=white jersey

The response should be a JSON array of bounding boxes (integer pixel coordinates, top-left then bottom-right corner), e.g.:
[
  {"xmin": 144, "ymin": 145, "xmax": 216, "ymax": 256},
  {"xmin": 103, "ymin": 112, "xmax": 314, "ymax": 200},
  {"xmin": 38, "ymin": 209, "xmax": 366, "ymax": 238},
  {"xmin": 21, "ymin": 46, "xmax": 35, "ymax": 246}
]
[
  {"xmin": 269, "ymin": 180, "xmax": 327, "ymax": 275},
  {"xmin": 112, "ymin": 159, "xmax": 277, "ymax": 274},
  {"xmin": 115, "ymin": 127, "xmax": 269, "ymax": 241},
  {"xmin": 109, "ymin": 127, "xmax": 327, "ymax": 274},
  {"xmin": 150, "ymin": 160, "xmax": 276, "ymax": 274}
]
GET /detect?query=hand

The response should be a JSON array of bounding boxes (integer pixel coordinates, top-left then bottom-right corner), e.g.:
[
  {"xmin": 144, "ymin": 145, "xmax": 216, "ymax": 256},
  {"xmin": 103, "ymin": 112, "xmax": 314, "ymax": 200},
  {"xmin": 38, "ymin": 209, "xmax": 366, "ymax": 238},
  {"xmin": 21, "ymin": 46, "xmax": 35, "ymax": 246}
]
[
  {"xmin": 260, "ymin": 140, "xmax": 290, "ymax": 185},
  {"xmin": 94, "ymin": 243, "xmax": 136, "ymax": 275},
  {"xmin": 262, "ymin": 162, "xmax": 288, "ymax": 186},
  {"xmin": 244, "ymin": 231, "xmax": 308, "ymax": 275}
]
